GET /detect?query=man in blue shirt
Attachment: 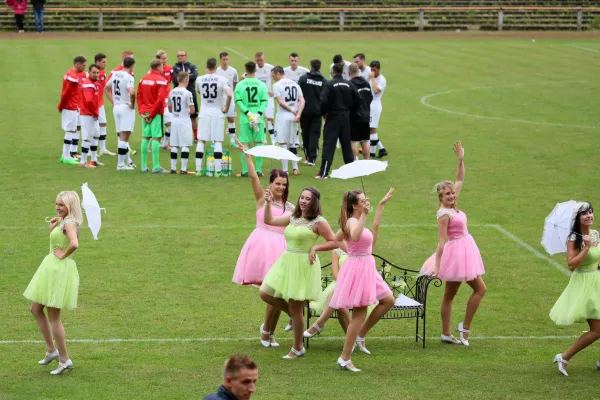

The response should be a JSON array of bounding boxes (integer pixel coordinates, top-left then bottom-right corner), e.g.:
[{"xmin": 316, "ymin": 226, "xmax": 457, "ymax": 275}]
[{"xmin": 203, "ymin": 355, "xmax": 258, "ymax": 400}]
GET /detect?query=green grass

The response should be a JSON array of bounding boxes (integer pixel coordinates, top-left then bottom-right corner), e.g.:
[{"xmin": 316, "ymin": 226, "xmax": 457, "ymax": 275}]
[{"xmin": 1, "ymin": 32, "xmax": 600, "ymax": 399}]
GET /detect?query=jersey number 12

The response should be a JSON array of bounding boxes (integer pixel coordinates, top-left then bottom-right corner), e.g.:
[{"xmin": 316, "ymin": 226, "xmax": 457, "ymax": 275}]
[{"xmin": 245, "ymin": 86, "xmax": 258, "ymax": 103}]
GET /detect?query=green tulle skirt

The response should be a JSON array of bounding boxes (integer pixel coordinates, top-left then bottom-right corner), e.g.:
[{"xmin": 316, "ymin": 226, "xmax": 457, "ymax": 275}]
[
  {"xmin": 549, "ymin": 270, "xmax": 600, "ymax": 325},
  {"xmin": 23, "ymin": 254, "xmax": 79, "ymax": 310},
  {"xmin": 260, "ymin": 251, "xmax": 322, "ymax": 302}
]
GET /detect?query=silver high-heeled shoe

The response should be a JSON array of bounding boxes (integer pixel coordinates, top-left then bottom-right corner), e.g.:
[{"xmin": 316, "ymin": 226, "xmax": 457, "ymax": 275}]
[
  {"xmin": 303, "ymin": 323, "xmax": 324, "ymax": 338},
  {"xmin": 259, "ymin": 324, "xmax": 271, "ymax": 348},
  {"xmin": 354, "ymin": 336, "xmax": 371, "ymax": 355},
  {"xmin": 282, "ymin": 347, "xmax": 305, "ymax": 359},
  {"xmin": 269, "ymin": 335, "xmax": 280, "ymax": 348},
  {"xmin": 50, "ymin": 359, "xmax": 73, "ymax": 375},
  {"xmin": 337, "ymin": 357, "xmax": 360, "ymax": 372},
  {"xmin": 553, "ymin": 354, "xmax": 568, "ymax": 376},
  {"xmin": 456, "ymin": 322, "xmax": 470, "ymax": 346},
  {"xmin": 284, "ymin": 320, "xmax": 293, "ymax": 332},
  {"xmin": 38, "ymin": 350, "xmax": 59, "ymax": 365}
]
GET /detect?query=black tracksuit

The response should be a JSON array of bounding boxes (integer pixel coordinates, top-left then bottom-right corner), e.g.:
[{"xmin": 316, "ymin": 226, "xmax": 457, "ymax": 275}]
[
  {"xmin": 172, "ymin": 61, "xmax": 199, "ymax": 118},
  {"xmin": 298, "ymin": 71, "xmax": 327, "ymax": 164},
  {"xmin": 318, "ymin": 75, "xmax": 361, "ymax": 177},
  {"xmin": 349, "ymin": 76, "xmax": 373, "ymax": 142}
]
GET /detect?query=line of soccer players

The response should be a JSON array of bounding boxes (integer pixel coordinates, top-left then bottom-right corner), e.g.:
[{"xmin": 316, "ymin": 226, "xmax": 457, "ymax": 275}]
[{"xmin": 57, "ymin": 50, "xmax": 387, "ymax": 175}]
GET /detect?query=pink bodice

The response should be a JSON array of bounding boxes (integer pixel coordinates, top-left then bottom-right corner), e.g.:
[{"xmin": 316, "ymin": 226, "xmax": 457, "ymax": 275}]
[
  {"xmin": 442, "ymin": 210, "xmax": 469, "ymax": 239},
  {"xmin": 347, "ymin": 227, "xmax": 373, "ymax": 255},
  {"xmin": 256, "ymin": 204, "xmax": 290, "ymax": 233}
]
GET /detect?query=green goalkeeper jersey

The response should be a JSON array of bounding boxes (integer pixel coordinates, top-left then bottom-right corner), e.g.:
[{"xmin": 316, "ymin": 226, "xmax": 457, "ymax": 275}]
[{"xmin": 234, "ymin": 77, "xmax": 269, "ymax": 125}]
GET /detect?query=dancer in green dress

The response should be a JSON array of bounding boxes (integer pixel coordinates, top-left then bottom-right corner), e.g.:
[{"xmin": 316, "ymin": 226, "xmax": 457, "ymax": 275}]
[
  {"xmin": 550, "ymin": 202, "xmax": 600, "ymax": 376},
  {"xmin": 260, "ymin": 186, "xmax": 338, "ymax": 359},
  {"xmin": 23, "ymin": 191, "xmax": 83, "ymax": 375}
]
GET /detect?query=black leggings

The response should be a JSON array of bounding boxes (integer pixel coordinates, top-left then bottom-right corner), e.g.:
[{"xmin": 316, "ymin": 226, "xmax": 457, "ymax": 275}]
[{"xmin": 15, "ymin": 14, "xmax": 24, "ymax": 31}]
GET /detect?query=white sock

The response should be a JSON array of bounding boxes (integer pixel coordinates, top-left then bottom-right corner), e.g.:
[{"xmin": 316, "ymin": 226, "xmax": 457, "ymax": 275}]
[
  {"xmin": 377, "ymin": 141, "xmax": 385, "ymax": 150},
  {"xmin": 99, "ymin": 125, "xmax": 107, "ymax": 152},
  {"xmin": 370, "ymin": 133, "xmax": 379, "ymax": 155},
  {"xmin": 214, "ymin": 142, "xmax": 222, "ymax": 173},
  {"xmin": 70, "ymin": 131, "xmax": 79, "ymax": 155},
  {"xmin": 117, "ymin": 140, "xmax": 128, "ymax": 167},
  {"xmin": 170, "ymin": 146, "xmax": 178, "ymax": 171},
  {"xmin": 280, "ymin": 144, "xmax": 289, "ymax": 172},
  {"xmin": 162, "ymin": 126, "xmax": 171, "ymax": 147},
  {"xmin": 181, "ymin": 146, "xmax": 189, "ymax": 171},
  {"xmin": 62, "ymin": 132, "xmax": 72, "ymax": 159},
  {"xmin": 90, "ymin": 139, "xmax": 98, "ymax": 162},
  {"xmin": 196, "ymin": 142, "xmax": 205, "ymax": 172},
  {"xmin": 80, "ymin": 141, "xmax": 90, "ymax": 164}
]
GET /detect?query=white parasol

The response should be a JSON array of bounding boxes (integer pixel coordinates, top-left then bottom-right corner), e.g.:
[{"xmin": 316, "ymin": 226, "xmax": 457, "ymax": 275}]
[
  {"xmin": 81, "ymin": 182, "xmax": 105, "ymax": 240},
  {"xmin": 541, "ymin": 200, "xmax": 577, "ymax": 255},
  {"xmin": 330, "ymin": 159, "xmax": 388, "ymax": 192},
  {"xmin": 245, "ymin": 145, "xmax": 301, "ymax": 161}
]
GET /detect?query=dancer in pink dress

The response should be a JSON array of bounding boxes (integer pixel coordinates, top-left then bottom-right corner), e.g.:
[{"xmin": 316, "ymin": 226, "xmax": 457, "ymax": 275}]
[
  {"xmin": 232, "ymin": 145, "xmax": 294, "ymax": 348},
  {"xmin": 421, "ymin": 141, "xmax": 486, "ymax": 346},
  {"xmin": 329, "ymin": 188, "xmax": 395, "ymax": 372}
]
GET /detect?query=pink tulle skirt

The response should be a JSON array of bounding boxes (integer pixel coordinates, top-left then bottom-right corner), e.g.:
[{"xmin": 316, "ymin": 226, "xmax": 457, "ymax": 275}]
[
  {"xmin": 329, "ymin": 255, "xmax": 392, "ymax": 309},
  {"xmin": 421, "ymin": 234, "xmax": 485, "ymax": 282},
  {"xmin": 233, "ymin": 227, "xmax": 286, "ymax": 285}
]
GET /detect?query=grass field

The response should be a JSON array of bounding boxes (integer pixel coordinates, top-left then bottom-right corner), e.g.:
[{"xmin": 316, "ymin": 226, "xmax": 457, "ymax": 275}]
[{"xmin": 1, "ymin": 31, "xmax": 600, "ymax": 400}]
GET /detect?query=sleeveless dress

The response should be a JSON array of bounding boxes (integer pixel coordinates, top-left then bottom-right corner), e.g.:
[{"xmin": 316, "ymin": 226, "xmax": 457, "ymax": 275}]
[
  {"xmin": 260, "ymin": 215, "xmax": 326, "ymax": 302},
  {"xmin": 421, "ymin": 208, "xmax": 485, "ymax": 282},
  {"xmin": 329, "ymin": 225, "xmax": 392, "ymax": 309},
  {"xmin": 549, "ymin": 231, "xmax": 600, "ymax": 325},
  {"xmin": 23, "ymin": 220, "xmax": 80, "ymax": 310},
  {"xmin": 233, "ymin": 201, "xmax": 294, "ymax": 286}
]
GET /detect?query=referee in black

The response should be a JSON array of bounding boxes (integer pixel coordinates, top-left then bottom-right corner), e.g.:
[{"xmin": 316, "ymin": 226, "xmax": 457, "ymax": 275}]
[
  {"xmin": 298, "ymin": 59, "xmax": 327, "ymax": 166},
  {"xmin": 316, "ymin": 63, "xmax": 360, "ymax": 179}
]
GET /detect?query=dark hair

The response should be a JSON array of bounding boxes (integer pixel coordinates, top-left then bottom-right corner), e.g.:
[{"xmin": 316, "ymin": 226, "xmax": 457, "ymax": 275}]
[
  {"xmin": 123, "ymin": 57, "xmax": 135, "ymax": 68},
  {"xmin": 370, "ymin": 60, "xmax": 381, "ymax": 69},
  {"xmin": 73, "ymin": 55, "xmax": 87, "ymax": 64},
  {"xmin": 572, "ymin": 202, "xmax": 594, "ymax": 249},
  {"xmin": 333, "ymin": 54, "xmax": 343, "ymax": 64},
  {"xmin": 177, "ymin": 71, "xmax": 189, "ymax": 83},
  {"xmin": 94, "ymin": 53, "xmax": 106, "ymax": 63},
  {"xmin": 269, "ymin": 169, "xmax": 289, "ymax": 211},
  {"xmin": 339, "ymin": 190, "xmax": 363, "ymax": 240},
  {"xmin": 219, "ymin": 52, "xmax": 229, "ymax": 59},
  {"xmin": 332, "ymin": 64, "xmax": 343, "ymax": 75},
  {"xmin": 272, "ymin": 66, "xmax": 284, "ymax": 75},
  {"xmin": 89, "ymin": 64, "xmax": 100, "ymax": 72},
  {"xmin": 310, "ymin": 59, "xmax": 321, "ymax": 72},
  {"xmin": 292, "ymin": 187, "xmax": 322, "ymax": 221},
  {"xmin": 353, "ymin": 53, "xmax": 366, "ymax": 60},
  {"xmin": 245, "ymin": 61, "xmax": 256, "ymax": 74},
  {"xmin": 289, "ymin": 52, "xmax": 299, "ymax": 58},
  {"xmin": 206, "ymin": 57, "xmax": 217, "ymax": 70},
  {"xmin": 223, "ymin": 355, "xmax": 257, "ymax": 377}
]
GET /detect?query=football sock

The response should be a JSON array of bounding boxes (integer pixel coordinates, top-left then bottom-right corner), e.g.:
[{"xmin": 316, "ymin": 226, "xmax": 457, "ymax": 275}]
[
  {"xmin": 117, "ymin": 140, "xmax": 128, "ymax": 167},
  {"xmin": 141, "ymin": 139, "xmax": 150, "ymax": 169},
  {"xmin": 269, "ymin": 129, "xmax": 276, "ymax": 145},
  {"xmin": 181, "ymin": 146, "xmax": 190, "ymax": 171},
  {"xmin": 80, "ymin": 141, "xmax": 90, "ymax": 165},
  {"xmin": 70, "ymin": 132, "xmax": 79, "ymax": 157},
  {"xmin": 280, "ymin": 144, "xmax": 288, "ymax": 172},
  {"xmin": 151, "ymin": 140, "xmax": 161, "ymax": 169},
  {"xmin": 370, "ymin": 133, "xmax": 379, "ymax": 157},
  {"xmin": 289, "ymin": 147, "xmax": 299, "ymax": 170},
  {"xmin": 254, "ymin": 143, "xmax": 263, "ymax": 173},
  {"xmin": 193, "ymin": 128, "xmax": 198, "ymax": 141},
  {"xmin": 62, "ymin": 132, "xmax": 72, "ymax": 159},
  {"xmin": 99, "ymin": 125, "xmax": 107, "ymax": 152},
  {"xmin": 162, "ymin": 127, "xmax": 171, "ymax": 147},
  {"xmin": 214, "ymin": 143, "xmax": 222, "ymax": 173},
  {"xmin": 170, "ymin": 146, "xmax": 178, "ymax": 171},
  {"xmin": 228, "ymin": 123, "xmax": 236, "ymax": 144},
  {"xmin": 90, "ymin": 139, "xmax": 98, "ymax": 163},
  {"xmin": 196, "ymin": 142, "xmax": 205, "ymax": 172},
  {"xmin": 377, "ymin": 141, "xmax": 385, "ymax": 150}
]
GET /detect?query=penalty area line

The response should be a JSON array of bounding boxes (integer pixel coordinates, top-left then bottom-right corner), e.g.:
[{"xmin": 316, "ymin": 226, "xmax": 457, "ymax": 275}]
[{"xmin": 224, "ymin": 46, "xmax": 250, "ymax": 60}]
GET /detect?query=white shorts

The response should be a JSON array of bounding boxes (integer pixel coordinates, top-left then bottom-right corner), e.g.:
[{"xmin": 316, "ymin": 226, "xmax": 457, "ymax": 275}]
[
  {"xmin": 98, "ymin": 105, "xmax": 107, "ymax": 124},
  {"xmin": 198, "ymin": 116, "xmax": 225, "ymax": 142},
  {"xmin": 369, "ymin": 104, "xmax": 382, "ymax": 129},
  {"xmin": 113, "ymin": 104, "xmax": 136, "ymax": 133},
  {"xmin": 170, "ymin": 118, "xmax": 193, "ymax": 147},
  {"xmin": 80, "ymin": 115, "xmax": 100, "ymax": 141},
  {"xmin": 275, "ymin": 117, "xmax": 298, "ymax": 145},
  {"xmin": 76, "ymin": 111, "xmax": 81, "ymax": 128},
  {"xmin": 163, "ymin": 107, "xmax": 173, "ymax": 125},
  {"xmin": 61, "ymin": 109, "xmax": 78, "ymax": 132},
  {"xmin": 265, "ymin": 97, "xmax": 274, "ymax": 119}
]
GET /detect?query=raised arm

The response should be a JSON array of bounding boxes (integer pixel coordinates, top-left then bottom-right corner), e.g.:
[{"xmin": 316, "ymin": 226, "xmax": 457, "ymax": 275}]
[
  {"xmin": 48, "ymin": 216, "xmax": 61, "ymax": 232},
  {"xmin": 566, "ymin": 237, "xmax": 592, "ymax": 271},
  {"xmin": 235, "ymin": 139, "xmax": 264, "ymax": 204},
  {"xmin": 370, "ymin": 70, "xmax": 381, "ymax": 94},
  {"xmin": 453, "ymin": 141, "xmax": 465, "ymax": 196},
  {"xmin": 348, "ymin": 207, "xmax": 369, "ymax": 242},
  {"xmin": 372, "ymin": 188, "xmax": 394, "ymax": 250},
  {"xmin": 433, "ymin": 216, "xmax": 450, "ymax": 276},
  {"xmin": 263, "ymin": 190, "xmax": 291, "ymax": 227}
]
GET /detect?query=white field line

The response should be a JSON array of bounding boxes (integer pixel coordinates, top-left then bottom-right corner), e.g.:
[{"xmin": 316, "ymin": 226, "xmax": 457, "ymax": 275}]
[
  {"xmin": 489, "ymin": 224, "xmax": 571, "ymax": 277},
  {"xmin": 420, "ymin": 84, "xmax": 599, "ymax": 130},
  {"xmin": 224, "ymin": 46, "xmax": 250, "ymax": 60},
  {"xmin": 570, "ymin": 45, "xmax": 600, "ymax": 53},
  {"xmin": 0, "ymin": 335, "xmax": 579, "ymax": 345}
]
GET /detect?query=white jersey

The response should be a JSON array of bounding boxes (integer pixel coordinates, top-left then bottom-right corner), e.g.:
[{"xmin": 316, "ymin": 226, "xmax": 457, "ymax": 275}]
[
  {"xmin": 105, "ymin": 70, "xmax": 135, "ymax": 106},
  {"xmin": 216, "ymin": 66, "xmax": 239, "ymax": 89},
  {"xmin": 254, "ymin": 63, "xmax": 274, "ymax": 91},
  {"xmin": 272, "ymin": 78, "xmax": 303, "ymax": 121},
  {"xmin": 371, "ymin": 74, "xmax": 387, "ymax": 105},
  {"xmin": 283, "ymin": 66, "xmax": 309, "ymax": 83},
  {"xmin": 168, "ymin": 87, "xmax": 194, "ymax": 120},
  {"xmin": 329, "ymin": 60, "xmax": 352, "ymax": 80},
  {"xmin": 359, "ymin": 65, "xmax": 371, "ymax": 81},
  {"xmin": 195, "ymin": 74, "xmax": 230, "ymax": 118}
]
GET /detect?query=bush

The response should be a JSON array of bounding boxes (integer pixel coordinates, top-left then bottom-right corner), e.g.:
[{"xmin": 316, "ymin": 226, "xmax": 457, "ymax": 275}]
[
  {"xmin": 302, "ymin": 14, "xmax": 321, "ymax": 24},
  {"xmin": 591, "ymin": 16, "xmax": 600, "ymax": 30}
]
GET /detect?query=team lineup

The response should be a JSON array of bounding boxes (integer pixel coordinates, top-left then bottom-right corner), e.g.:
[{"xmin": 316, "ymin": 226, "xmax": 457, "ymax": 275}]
[{"xmin": 57, "ymin": 50, "xmax": 388, "ymax": 177}]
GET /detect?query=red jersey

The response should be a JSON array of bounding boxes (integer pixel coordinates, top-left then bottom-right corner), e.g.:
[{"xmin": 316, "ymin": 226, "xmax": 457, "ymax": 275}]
[
  {"xmin": 98, "ymin": 69, "xmax": 107, "ymax": 107},
  {"xmin": 80, "ymin": 78, "xmax": 100, "ymax": 117},
  {"xmin": 57, "ymin": 68, "xmax": 81, "ymax": 112},
  {"xmin": 137, "ymin": 70, "xmax": 169, "ymax": 118},
  {"xmin": 163, "ymin": 64, "xmax": 173, "ymax": 81}
]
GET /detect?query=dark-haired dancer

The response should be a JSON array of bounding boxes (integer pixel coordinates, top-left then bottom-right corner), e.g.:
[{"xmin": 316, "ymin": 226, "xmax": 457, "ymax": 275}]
[
  {"xmin": 260, "ymin": 187, "xmax": 337, "ymax": 359},
  {"xmin": 550, "ymin": 202, "xmax": 600, "ymax": 376},
  {"xmin": 233, "ymin": 145, "xmax": 294, "ymax": 348},
  {"xmin": 330, "ymin": 188, "xmax": 395, "ymax": 372}
]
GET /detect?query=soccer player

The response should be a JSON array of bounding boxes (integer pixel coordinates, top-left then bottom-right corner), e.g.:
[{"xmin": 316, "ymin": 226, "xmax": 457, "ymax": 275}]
[
  {"xmin": 348, "ymin": 63, "xmax": 372, "ymax": 160},
  {"xmin": 283, "ymin": 52, "xmax": 309, "ymax": 83},
  {"xmin": 329, "ymin": 54, "xmax": 352, "ymax": 80},
  {"xmin": 195, "ymin": 58, "xmax": 232, "ymax": 177},
  {"xmin": 353, "ymin": 53, "xmax": 371, "ymax": 81},
  {"xmin": 104, "ymin": 56, "xmax": 136, "ymax": 170},
  {"xmin": 234, "ymin": 61, "xmax": 268, "ymax": 177},
  {"xmin": 216, "ymin": 51, "xmax": 239, "ymax": 145},
  {"xmin": 172, "ymin": 50, "xmax": 199, "ymax": 140},
  {"xmin": 271, "ymin": 66, "xmax": 304, "ymax": 175},
  {"xmin": 253, "ymin": 52, "xmax": 275, "ymax": 144},
  {"xmin": 57, "ymin": 55, "xmax": 86, "ymax": 165},
  {"xmin": 79, "ymin": 64, "xmax": 101, "ymax": 168},
  {"xmin": 94, "ymin": 53, "xmax": 115, "ymax": 157},
  {"xmin": 107, "ymin": 50, "xmax": 136, "ymax": 155},
  {"xmin": 168, "ymin": 72, "xmax": 196, "ymax": 175},
  {"xmin": 137, "ymin": 59, "xmax": 170, "ymax": 173},
  {"xmin": 369, "ymin": 61, "xmax": 388, "ymax": 159},
  {"xmin": 156, "ymin": 50, "xmax": 173, "ymax": 150}
]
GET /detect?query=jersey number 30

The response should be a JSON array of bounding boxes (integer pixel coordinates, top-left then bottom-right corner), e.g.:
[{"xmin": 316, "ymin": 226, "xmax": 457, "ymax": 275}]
[
  {"xmin": 201, "ymin": 83, "xmax": 218, "ymax": 99},
  {"xmin": 284, "ymin": 86, "xmax": 297, "ymax": 102}
]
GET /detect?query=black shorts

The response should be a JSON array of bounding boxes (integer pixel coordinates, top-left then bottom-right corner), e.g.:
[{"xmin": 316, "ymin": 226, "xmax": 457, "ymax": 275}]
[
  {"xmin": 350, "ymin": 120, "xmax": 370, "ymax": 142},
  {"xmin": 191, "ymin": 93, "xmax": 198, "ymax": 119}
]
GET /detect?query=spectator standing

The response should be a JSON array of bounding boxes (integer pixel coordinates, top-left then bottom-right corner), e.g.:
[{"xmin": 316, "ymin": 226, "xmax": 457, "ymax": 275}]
[
  {"xmin": 6, "ymin": 0, "xmax": 27, "ymax": 33},
  {"xmin": 31, "ymin": 0, "xmax": 44, "ymax": 33}
]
